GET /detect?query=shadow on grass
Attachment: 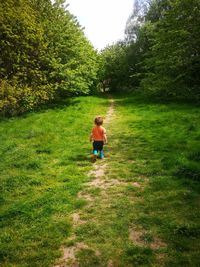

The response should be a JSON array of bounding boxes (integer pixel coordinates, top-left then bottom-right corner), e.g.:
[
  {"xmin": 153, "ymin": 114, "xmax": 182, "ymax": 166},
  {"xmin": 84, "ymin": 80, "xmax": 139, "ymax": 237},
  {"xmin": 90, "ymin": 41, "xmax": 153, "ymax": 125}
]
[
  {"xmin": 44, "ymin": 97, "xmax": 81, "ymax": 110},
  {"xmin": 37, "ymin": 92, "xmax": 109, "ymax": 113},
  {"xmin": 0, "ymin": 97, "xmax": 80, "ymax": 122},
  {"xmin": 68, "ymin": 153, "xmax": 92, "ymax": 164},
  {"xmin": 0, "ymin": 92, "xmax": 109, "ymax": 122},
  {"xmin": 112, "ymin": 92, "xmax": 200, "ymax": 110}
]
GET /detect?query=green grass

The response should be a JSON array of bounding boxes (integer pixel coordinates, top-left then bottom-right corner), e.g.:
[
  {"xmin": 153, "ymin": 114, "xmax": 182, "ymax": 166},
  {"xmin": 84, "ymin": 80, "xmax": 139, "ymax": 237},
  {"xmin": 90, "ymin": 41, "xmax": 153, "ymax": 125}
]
[
  {"xmin": 72, "ymin": 94, "xmax": 200, "ymax": 266},
  {"xmin": 1, "ymin": 93, "xmax": 200, "ymax": 266},
  {"xmin": 0, "ymin": 95, "xmax": 108, "ymax": 267}
]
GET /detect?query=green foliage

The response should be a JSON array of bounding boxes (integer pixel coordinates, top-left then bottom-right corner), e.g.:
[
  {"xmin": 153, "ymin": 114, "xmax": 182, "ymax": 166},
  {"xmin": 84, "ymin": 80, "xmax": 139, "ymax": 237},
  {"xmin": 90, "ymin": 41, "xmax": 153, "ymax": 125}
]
[
  {"xmin": 35, "ymin": 0, "xmax": 98, "ymax": 95},
  {"xmin": 98, "ymin": 42, "xmax": 129, "ymax": 92},
  {"xmin": 0, "ymin": 0, "xmax": 46, "ymax": 82},
  {"xmin": 99, "ymin": 0, "xmax": 200, "ymax": 101},
  {"xmin": 142, "ymin": 0, "xmax": 200, "ymax": 100},
  {"xmin": 0, "ymin": 0, "xmax": 99, "ymax": 116},
  {"xmin": 0, "ymin": 79, "xmax": 55, "ymax": 116}
]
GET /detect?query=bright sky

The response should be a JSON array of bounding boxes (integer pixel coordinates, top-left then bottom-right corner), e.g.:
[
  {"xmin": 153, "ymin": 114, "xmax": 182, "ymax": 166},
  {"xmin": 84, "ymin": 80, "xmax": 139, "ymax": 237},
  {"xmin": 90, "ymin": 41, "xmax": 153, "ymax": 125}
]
[{"xmin": 66, "ymin": 0, "xmax": 134, "ymax": 51}]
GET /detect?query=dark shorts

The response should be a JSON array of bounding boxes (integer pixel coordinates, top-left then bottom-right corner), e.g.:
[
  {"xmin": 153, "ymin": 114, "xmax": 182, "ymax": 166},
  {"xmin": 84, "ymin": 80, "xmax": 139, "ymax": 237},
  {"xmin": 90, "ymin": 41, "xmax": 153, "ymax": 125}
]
[{"xmin": 93, "ymin": 141, "xmax": 104, "ymax": 151}]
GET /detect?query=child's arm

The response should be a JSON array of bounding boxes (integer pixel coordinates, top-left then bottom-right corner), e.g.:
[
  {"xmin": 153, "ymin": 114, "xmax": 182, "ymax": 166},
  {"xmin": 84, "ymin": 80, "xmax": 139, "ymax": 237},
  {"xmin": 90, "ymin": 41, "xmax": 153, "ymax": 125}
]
[{"xmin": 103, "ymin": 130, "xmax": 107, "ymax": 144}]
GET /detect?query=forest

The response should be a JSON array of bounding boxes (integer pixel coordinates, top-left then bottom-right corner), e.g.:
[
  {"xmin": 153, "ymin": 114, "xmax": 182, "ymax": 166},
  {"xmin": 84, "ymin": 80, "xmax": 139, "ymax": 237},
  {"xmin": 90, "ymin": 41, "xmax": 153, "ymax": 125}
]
[
  {"xmin": 0, "ymin": 1, "xmax": 200, "ymax": 267},
  {"xmin": 1, "ymin": 0, "xmax": 200, "ymax": 116}
]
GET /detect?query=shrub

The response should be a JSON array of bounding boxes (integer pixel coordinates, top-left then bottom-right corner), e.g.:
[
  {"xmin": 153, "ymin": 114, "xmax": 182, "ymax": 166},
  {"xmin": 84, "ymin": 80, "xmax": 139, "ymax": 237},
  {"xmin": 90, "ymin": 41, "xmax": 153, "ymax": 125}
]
[{"xmin": 0, "ymin": 79, "xmax": 55, "ymax": 116}]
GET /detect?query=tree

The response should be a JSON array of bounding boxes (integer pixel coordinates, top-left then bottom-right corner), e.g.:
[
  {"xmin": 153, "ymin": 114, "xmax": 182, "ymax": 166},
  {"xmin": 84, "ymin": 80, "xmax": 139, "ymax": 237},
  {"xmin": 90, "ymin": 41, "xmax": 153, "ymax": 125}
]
[
  {"xmin": 99, "ymin": 42, "xmax": 129, "ymax": 92},
  {"xmin": 142, "ymin": 0, "xmax": 200, "ymax": 99},
  {"xmin": 0, "ymin": 0, "xmax": 99, "ymax": 115},
  {"xmin": 125, "ymin": 0, "xmax": 152, "ymax": 43}
]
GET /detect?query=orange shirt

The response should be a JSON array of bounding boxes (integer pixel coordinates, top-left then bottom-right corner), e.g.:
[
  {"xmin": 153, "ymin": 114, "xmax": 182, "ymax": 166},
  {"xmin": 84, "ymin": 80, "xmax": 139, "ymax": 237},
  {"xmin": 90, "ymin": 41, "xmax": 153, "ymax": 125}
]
[{"xmin": 92, "ymin": 126, "xmax": 106, "ymax": 141}]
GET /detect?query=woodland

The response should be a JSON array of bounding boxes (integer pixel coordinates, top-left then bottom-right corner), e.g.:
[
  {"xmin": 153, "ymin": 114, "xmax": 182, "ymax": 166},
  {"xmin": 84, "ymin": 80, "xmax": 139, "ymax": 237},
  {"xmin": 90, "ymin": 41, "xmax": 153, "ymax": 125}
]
[{"xmin": 0, "ymin": 0, "xmax": 200, "ymax": 116}]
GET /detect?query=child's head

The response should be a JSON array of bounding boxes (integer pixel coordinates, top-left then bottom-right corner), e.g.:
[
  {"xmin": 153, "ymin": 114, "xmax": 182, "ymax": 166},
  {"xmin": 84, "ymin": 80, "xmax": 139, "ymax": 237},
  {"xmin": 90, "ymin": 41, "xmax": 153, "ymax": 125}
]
[{"xmin": 94, "ymin": 116, "xmax": 103, "ymax": 126}]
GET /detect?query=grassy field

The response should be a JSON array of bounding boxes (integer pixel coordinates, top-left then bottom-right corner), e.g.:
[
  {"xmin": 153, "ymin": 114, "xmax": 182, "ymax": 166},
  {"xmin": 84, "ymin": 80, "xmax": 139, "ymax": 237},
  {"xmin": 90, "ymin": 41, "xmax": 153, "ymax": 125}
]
[
  {"xmin": 67, "ymin": 94, "xmax": 200, "ymax": 267},
  {"xmin": 0, "ymin": 96, "xmax": 108, "ymax": 267},
  {"xmin": 0, "ymin": 94, "xmax": 200, "ymax": 266}
]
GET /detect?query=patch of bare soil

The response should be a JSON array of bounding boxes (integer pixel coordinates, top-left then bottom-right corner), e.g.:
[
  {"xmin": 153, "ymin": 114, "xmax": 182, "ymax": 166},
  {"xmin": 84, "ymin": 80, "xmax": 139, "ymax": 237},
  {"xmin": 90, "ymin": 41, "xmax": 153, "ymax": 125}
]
[
  {"xmin": 72, "ymin": 213, "xmax": 86, "ymax": 225},
  {"xmin": 105, "ymin": 98, "xmax": 115, "ymax": 123},
  {"xmin": 87, "ymin": 177, "xmax": 105, "ymax": 187},
  {"xmin": 107, "ymin": 259, "xmax": 114, "ymax": 267},
  {"xmin": 77, "ymin": 192, "xmax": 93, "ymax": 202},
  {"xmin": 88, "ymin": 161, "xmax": 133, "ymax": 190},
  {"xmin": 129, "ymin": 228, "xmax": 146, "ymax": 246},
  {"xmin": 149, "ymin": 238, "xmax": 167, "ymax": 250},
  {"xmin": 131, "ymin": 182, "xmax": 141, "ymax": 188},
  {"xmin": 54, "ymin": 243, "xmax": 89, "ymax": 267},
  {"xmin": 129, "ymin": 228, "xmax": 167, "ymax": 250},
  {"xmin": 88, "ymin": 165, "xmax": 106, "ymax": 178},
  {"xmin": 128, "ymin": 160, "xmax": 136, "ymax": 163},
  {"xmin": 87, "ymin": 177, "xmax": 127, "ymax": 190}
]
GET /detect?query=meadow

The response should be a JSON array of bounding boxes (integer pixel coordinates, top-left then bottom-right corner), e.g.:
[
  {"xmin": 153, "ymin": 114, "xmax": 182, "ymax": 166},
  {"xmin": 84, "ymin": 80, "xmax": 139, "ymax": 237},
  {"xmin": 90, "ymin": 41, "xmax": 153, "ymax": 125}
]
[
  {"xmin": 0, "ymin": 94, "xmax": 200, "ymax": 266},
  {"xmin": 0, "ymin": 96, "xmax": 108, "ymax": 266}
]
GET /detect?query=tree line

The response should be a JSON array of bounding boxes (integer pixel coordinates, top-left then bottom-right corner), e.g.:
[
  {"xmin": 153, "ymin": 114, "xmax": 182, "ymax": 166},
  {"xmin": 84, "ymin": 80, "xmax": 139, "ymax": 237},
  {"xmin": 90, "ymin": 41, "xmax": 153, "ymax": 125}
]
[
  {"xmin": 0, "ymin": 0, "xmax": 99, "ymax": 115},
  {"xmin": 100, "ymin": 0, "xmax": 200, "ymax": 101},
  {"xmin": 1, "ymin": 0, "xmax": 199, "ymax": 116}
]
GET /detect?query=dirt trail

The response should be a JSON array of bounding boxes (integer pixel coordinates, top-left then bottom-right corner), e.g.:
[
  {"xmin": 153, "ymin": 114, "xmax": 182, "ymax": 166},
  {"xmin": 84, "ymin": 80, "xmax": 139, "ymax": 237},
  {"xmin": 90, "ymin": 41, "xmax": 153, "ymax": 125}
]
[
  {"xmin": 54, "ymin": 97, "xmax": 166, "ymax": 267},
  {"xmin": 54, "ymin": 98, "xmax": 115, "ymax": 267}
]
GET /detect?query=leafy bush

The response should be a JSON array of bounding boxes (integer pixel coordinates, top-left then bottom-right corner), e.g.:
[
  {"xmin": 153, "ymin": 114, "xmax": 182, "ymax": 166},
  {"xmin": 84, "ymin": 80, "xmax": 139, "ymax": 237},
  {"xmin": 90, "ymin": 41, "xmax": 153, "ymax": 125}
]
[
  {"xmin": 0, "ymin": 0, "xmax": 99, "ymax": 116},
  {"xmin": 0, "ymin": 79, "xmax": 55, "ymax": 116}
]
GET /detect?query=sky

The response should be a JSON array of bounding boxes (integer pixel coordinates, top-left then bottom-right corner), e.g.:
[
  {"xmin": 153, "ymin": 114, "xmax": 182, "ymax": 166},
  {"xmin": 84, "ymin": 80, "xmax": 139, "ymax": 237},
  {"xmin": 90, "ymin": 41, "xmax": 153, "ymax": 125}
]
[{"xmin": 65, "ymin": 0, "xmax": 134, "ymax": 51}]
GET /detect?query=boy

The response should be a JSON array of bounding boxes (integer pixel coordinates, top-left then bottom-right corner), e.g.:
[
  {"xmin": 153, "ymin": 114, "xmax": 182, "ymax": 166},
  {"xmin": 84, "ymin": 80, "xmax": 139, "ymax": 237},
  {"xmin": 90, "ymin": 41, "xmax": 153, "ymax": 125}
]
[{"xmin": 90, "ymin": 116, "xmax": 107, "ymax": 163}]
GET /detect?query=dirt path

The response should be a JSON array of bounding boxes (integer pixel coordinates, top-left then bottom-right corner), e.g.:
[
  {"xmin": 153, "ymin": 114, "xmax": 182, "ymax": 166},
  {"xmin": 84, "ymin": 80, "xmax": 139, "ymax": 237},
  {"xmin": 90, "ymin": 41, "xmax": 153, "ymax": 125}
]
[
  {"xmin": 54, "ymin": 97, "xmax": 166, "ymax": 267},
  {"xmin": 54, "ymin": 98, "xmax": 115, "ymax": 267}
]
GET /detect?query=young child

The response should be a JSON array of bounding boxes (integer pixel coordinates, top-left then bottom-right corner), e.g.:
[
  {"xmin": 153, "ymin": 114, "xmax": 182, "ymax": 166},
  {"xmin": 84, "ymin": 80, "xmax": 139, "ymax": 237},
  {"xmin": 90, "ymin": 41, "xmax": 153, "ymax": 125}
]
[{"xmin": 90, "ymin": 116, "xmax": 107, "ymax": 163}]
